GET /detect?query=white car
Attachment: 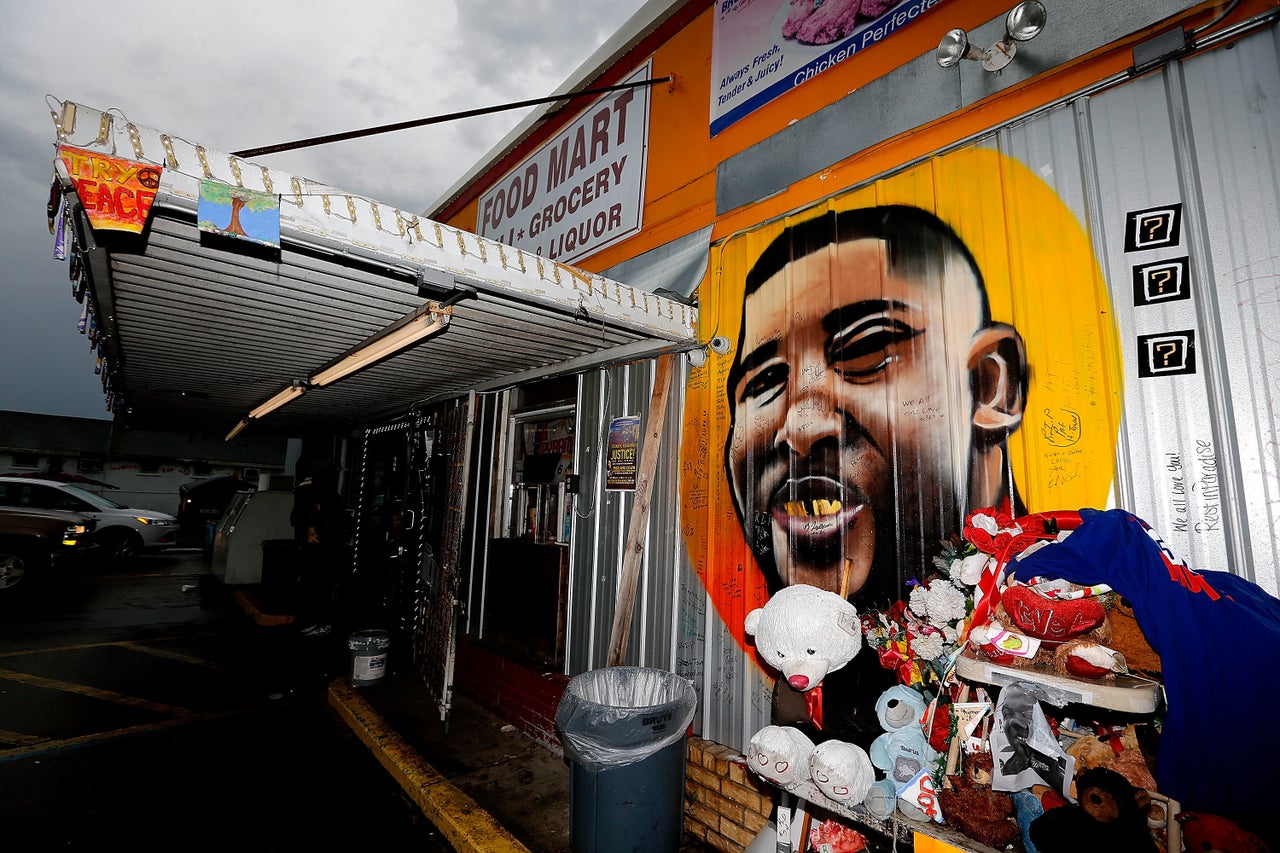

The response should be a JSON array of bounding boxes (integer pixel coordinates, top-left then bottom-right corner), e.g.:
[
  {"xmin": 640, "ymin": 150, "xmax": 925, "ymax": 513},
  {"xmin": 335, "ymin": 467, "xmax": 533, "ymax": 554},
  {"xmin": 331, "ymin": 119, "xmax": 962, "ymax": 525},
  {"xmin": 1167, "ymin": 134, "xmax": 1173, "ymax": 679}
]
[{"xmin": 0, "ymin": 477, "xmax": 177, "ymax": 563}]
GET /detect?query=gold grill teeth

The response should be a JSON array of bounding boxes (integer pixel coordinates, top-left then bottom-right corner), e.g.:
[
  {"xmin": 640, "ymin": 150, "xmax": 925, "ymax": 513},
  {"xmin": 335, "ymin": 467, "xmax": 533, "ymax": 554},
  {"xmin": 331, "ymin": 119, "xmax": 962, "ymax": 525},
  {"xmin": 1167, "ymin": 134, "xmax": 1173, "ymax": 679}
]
[{"xmin": 783, "ymin": 499, "xmax": 844, "ymax": 516}]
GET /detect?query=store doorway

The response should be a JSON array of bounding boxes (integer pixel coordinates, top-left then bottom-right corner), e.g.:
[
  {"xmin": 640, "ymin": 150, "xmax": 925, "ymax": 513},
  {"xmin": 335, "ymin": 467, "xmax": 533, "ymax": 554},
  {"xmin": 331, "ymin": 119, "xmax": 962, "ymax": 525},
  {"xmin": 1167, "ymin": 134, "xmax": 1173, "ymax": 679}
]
[{"xmin": 481, "ymin": 377, "xmax": 578, "ymax": 670}]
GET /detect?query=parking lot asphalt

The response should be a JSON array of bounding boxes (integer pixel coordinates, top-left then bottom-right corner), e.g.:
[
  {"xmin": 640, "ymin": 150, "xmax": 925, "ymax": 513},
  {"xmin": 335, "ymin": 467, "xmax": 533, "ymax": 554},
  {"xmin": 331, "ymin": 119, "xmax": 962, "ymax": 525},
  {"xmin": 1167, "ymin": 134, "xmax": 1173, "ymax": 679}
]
[{"xmin": 0, "ymin": 550, "xmax": 453, "ymax": 851}]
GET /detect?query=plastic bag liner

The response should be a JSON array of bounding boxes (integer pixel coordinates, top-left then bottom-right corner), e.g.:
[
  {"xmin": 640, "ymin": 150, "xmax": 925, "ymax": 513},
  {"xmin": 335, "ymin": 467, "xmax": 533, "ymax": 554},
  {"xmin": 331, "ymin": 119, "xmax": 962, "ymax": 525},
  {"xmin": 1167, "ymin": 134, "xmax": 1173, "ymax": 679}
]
[{"xmin": 555, "ymin": 666, "xmax": 697, "ymax": 772}]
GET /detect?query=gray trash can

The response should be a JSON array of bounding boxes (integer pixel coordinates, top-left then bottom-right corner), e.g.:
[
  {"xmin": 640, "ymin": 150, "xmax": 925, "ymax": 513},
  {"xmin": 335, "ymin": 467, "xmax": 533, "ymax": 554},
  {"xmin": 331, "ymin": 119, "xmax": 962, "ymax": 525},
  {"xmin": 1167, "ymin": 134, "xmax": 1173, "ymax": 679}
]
[{"xmin": 555, "ymin": 666, "xmax": 698, "ymax": 853}]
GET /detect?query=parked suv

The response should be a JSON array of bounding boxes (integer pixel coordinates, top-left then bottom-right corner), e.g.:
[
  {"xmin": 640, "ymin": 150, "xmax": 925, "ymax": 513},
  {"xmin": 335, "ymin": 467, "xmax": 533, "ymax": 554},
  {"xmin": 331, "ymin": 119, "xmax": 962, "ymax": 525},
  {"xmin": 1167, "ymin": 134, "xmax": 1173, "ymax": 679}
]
[
  {"xmin": 0, "ymin": 477, "xmax": 177, "ymax": 564},
  {"xmin": 0, "ymin": 505, "xmax": 96, "ymax": 595}
]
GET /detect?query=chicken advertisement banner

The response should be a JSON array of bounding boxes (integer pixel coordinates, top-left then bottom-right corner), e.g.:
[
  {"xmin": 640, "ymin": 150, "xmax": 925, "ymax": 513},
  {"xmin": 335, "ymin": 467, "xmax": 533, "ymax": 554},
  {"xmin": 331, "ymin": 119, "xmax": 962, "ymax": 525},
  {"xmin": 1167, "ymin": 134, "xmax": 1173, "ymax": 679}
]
[
  {"xmin": 57, "ymin": 145, "xmax": 162, "ymax": 234},
  {"xmin": 679, "ymin": 146, "xmax": 1125, "ymax": 652},
  {"xmin": 711, "ymin": 0, "xmax": 947, "ymax": 135}
]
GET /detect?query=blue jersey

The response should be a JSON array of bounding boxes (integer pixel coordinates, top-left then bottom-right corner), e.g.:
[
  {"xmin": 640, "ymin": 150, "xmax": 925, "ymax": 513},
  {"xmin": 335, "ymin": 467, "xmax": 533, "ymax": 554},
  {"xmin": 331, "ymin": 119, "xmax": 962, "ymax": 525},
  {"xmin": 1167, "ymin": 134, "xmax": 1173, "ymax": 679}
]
[{"xmin": 1008, "ymin": 508, "xmax": 1280, "ymax": 838}]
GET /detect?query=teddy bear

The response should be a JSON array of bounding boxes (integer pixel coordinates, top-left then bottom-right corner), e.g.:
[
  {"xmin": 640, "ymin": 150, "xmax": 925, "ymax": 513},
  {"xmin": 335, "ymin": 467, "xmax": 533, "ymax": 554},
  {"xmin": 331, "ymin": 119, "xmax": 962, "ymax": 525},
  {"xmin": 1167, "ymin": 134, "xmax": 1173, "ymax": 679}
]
[
  {"xmin": 868, "ymin": 685, "xmax": 939, "ymax": 788},
  {"xmin": 809, "ymin": 739, "xmax": 875, "ymax": 806},
  {"xmin": 854, "ymin": 684, "xmax": 946, "ymax": 825},
  {"xmin": 746, "ymin": 584, "xmax": 872, "ymax": 743},
  {"xmin": 875, "ymin": 684, "xmax": 928, "ymax": 731},
  {"xmin": 938, "ymin": 751, "xmax": 1021, "ymax": 849},
  {"xmin": 1064, "ymin": 724, "xmax": 1157, "ymax": 795},
  {"xmin": 745, "ymin": 725, "xmax": 816, "ymax": 789},
  {"xmin": 744, "ymin": 584, "xmax": 862, "ymax": 694},
  {"xmin": 1028, "ymin": 766, "xmax": 1158, "ymax": 853}
]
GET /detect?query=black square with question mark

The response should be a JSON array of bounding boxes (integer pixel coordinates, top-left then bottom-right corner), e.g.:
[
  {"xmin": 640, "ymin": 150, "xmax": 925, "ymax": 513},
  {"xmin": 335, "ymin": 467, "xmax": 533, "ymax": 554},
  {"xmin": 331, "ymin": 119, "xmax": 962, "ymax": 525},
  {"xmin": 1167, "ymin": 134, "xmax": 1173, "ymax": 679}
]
[
  {"xmin": 1124, "ymin": 203, "xmax": 1183, "ymax": 252},
  {"xmin": 1137, "ymin": 330, "xmax": 1196, "ymax": 377},
  {"xmin": 1132, "ymin": 258, "xmax": 1190, "ymax": 306}
]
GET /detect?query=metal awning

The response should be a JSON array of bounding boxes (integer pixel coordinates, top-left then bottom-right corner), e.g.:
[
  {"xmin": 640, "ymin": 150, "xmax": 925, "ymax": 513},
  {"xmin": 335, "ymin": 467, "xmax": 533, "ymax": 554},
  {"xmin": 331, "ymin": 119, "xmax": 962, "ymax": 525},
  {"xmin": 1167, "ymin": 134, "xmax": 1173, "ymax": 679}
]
[{"xmin": 47, "ymin": 100, "xmax": 698, "ymax": 437}]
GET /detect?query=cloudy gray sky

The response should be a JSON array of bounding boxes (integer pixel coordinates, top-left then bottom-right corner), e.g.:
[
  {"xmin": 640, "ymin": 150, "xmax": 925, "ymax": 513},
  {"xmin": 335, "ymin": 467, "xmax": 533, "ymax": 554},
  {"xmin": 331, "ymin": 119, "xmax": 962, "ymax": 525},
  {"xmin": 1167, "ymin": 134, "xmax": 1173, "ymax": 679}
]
[{"xmin": 1, "ymin": 0, "xmax": 649, "ymax": 420}]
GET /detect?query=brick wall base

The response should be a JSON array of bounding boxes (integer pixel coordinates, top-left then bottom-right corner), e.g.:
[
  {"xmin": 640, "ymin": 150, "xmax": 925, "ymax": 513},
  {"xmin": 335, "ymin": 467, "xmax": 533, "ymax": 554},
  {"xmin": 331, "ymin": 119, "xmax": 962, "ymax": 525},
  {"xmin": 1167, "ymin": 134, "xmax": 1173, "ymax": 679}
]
[
  {"xmin": 454, "ymin": 637, "xmax": 568, "ymax": 751},
  {"xmin": 686, "ymin": 736, "xmax": 774, "ymax": 851},
  {"xmin": 453, "ymin": 646, "xmax": 772, "ymax": 851}
]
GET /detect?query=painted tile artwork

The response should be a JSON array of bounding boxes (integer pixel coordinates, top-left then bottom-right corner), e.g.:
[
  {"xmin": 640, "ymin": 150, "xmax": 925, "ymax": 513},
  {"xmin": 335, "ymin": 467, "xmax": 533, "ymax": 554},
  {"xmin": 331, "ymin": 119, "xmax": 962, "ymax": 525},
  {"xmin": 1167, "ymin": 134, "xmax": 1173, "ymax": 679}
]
[{"xmin": 198, "ymin": 180, "xmax": 280, "ymax": 247}]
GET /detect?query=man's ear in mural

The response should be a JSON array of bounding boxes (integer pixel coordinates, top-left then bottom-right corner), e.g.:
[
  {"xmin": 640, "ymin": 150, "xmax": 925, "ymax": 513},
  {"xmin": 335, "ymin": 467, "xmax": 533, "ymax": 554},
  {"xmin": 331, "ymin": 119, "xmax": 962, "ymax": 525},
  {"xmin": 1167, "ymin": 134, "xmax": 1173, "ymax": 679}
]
[
  {"xmin": 968, "ymin": 323, "xmax": 1027, "ymax": 440},
  {"xmin": 967, "ymin": 323, "xmax": 1028, "ymax": 513}
]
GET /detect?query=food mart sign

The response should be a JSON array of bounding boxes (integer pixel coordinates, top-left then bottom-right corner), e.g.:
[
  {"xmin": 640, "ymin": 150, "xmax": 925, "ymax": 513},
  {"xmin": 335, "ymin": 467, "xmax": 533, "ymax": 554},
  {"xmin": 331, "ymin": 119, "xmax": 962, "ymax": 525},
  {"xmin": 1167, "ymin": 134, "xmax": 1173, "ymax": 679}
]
[{"xmin": 477, "ymin": 62, "xmax": 651, "ymax": 265}]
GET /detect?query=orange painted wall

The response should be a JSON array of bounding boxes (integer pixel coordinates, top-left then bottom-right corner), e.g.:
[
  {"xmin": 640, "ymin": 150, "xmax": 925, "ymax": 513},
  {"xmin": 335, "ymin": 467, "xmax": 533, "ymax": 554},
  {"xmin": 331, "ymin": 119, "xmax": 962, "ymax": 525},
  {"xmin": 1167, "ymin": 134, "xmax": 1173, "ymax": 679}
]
[{"xmin": 438, "ymin": 0, "xmax": 1264, "ymax": 275}]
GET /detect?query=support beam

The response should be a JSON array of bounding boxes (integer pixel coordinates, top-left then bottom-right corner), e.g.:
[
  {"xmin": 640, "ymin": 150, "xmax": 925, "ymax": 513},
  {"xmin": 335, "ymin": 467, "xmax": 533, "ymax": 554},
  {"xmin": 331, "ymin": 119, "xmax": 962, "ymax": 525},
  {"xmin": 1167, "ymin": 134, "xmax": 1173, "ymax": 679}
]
[{"xmin": 606, "ymin": 354, "xmax": 675, "ymax": 667}]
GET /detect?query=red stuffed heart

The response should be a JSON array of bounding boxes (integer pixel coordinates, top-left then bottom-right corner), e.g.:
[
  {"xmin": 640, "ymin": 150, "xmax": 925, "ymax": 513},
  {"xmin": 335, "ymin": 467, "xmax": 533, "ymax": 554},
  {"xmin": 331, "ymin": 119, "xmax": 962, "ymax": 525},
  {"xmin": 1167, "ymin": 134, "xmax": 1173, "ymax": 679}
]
[{"xmin": 1000, "ymin": 586, "xmax": 1106, "ymax": 642}]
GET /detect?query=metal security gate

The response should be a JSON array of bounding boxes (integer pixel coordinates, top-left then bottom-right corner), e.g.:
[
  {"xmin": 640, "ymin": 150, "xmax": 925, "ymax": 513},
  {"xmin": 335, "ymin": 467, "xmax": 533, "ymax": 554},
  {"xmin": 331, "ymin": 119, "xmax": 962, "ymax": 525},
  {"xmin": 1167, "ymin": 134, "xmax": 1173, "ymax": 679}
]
[
  {"xmin": 353, "ymin": 418, "xmax": 424, "ymax": 649},
  {"xmin": 412, "ymin": 394, "xmax": 476, "ymax": 722},
  {"xmin": 353, "ymin": 400, "xmax": 472, "ymax": 720}
]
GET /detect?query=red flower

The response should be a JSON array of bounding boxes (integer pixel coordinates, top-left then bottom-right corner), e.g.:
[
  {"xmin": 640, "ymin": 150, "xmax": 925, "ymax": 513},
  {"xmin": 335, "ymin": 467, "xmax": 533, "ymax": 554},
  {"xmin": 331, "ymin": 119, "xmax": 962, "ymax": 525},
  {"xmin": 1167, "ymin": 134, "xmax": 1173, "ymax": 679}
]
[
  {"xmin": 809, "ymin": 819, "xmax": 867, "ymax": 852},
  {"xmin": 963, "ymin": 498, "xmax": 1017, "ymax": 555},
  {"xmin": 859, "ymin": 612, "xmax": 879, "ymax": 635},
  {"xmin": 889, "ymin": 600, "xmax": 911, "ymax": 625}
]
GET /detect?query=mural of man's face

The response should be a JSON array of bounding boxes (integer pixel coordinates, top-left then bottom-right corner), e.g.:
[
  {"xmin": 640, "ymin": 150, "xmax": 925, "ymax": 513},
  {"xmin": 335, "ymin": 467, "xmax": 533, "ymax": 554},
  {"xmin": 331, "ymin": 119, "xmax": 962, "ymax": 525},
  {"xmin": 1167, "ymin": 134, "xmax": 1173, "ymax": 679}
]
[{"xmin": 726, "ymin": 235, "xmax": 1007, "ymax": 600}]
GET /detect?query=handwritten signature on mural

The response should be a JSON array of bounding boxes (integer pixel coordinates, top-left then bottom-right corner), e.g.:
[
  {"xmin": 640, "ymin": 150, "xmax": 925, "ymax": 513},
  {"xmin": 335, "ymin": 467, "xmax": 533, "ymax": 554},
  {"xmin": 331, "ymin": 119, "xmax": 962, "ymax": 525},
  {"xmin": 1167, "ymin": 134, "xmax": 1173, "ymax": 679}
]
[
  {"xmin": 1164, "ymin": 441, "xmax": 1222, "ymax": 535},
  {"xmin": 1040, "ymin": 407, "xmax": 1082, "ymax": 447},
  {"xmin": 901, "ymin": 395, "xmax": 944, "ymax": 422},
  {"xmin": 1193, "ymin": 439, "xmax": 1221, "ymax": 534}
]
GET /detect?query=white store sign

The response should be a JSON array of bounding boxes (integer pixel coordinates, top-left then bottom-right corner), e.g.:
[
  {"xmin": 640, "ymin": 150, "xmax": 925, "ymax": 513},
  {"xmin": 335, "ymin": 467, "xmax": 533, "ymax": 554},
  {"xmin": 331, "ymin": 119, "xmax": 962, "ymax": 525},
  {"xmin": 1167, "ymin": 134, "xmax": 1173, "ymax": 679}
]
[{"xmin": 477, "ymin": 61, "xmax": 651, "ymax": 265}]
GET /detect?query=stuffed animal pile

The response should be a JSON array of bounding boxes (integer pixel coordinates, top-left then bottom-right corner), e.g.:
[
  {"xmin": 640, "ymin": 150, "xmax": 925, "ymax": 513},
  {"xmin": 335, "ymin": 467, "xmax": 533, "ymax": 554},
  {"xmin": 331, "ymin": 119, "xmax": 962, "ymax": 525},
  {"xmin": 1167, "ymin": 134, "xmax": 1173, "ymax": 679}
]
[
  {"xmin": 969, "ymin": 583, "xmax": 1131, "ymax": 680},
  {"xmin": 962, "ymin": 506, "xmax": 1147, "ymax": 682},
  {"xmin": 738, "ymin": 511, "xmax": 1280, "ymax": 852},
  {"xmin": 743, "ymin": 584, "xmax": 945, "ymax": 827},
  {"xmin": 743, "ymin": 585, "xmax": 878, "ymax": 808}
]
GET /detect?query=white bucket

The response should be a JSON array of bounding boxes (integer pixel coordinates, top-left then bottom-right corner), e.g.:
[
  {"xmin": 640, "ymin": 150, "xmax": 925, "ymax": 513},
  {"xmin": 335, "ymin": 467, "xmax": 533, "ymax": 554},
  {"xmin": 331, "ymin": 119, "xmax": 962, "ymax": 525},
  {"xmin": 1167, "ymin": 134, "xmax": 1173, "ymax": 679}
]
[{"xmin": 347, "ymin": 629, "xmax": 390, "ymax": 686}]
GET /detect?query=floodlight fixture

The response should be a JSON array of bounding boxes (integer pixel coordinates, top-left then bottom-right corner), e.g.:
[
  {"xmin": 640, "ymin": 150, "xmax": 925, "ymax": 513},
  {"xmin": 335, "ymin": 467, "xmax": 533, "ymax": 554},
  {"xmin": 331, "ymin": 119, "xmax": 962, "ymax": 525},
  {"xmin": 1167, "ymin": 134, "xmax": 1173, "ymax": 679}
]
[{"xmin": 937, "ymin": 1, "xmax": 1047, "ymax": 71}]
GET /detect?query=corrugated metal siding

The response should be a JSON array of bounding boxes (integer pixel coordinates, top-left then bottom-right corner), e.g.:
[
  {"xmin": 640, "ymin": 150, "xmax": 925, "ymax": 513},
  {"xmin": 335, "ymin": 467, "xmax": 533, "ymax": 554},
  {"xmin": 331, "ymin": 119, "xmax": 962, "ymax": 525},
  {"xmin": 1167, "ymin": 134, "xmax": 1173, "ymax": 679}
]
[
  {"xmin": 680, "ymin": 24, "xmax": 1279, "ymax": 749},
  {"xmin": 566, "ymin": 359, "xmax": 678, "ymax": 670},
  {"xmin": 452, "ymin": 23, "xmax": 1280, "ymax": 753},
  {"xmin": 565, "ymin": 357, "xmax": 771, "ymax": 746},
  {"xmin": 684, "ymin": 556, "xmax": 773, "ymax": 747},
  {"xmin": 1079, "ymin": 25, "xmax": 1280, "ymax": 596},
  {"xmin": 1177, "ymin": 26, "xmax": 1280, "ymax": 591}
]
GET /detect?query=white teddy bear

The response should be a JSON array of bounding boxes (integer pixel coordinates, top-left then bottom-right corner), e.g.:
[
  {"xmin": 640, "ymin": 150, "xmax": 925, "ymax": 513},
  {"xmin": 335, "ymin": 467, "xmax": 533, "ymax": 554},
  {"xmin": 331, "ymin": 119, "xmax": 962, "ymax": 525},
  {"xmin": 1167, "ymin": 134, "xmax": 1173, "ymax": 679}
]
[
  {"xmin": 746, "ymin": 725, "xmax": 816, "ymax": 788},
  {"xmin": 743, "ymin": 584, "xmax": 862, "ymax": 693},
  {"xmin": 809, "ymin": 739, "xmax": 875, "ymax": 805}
]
